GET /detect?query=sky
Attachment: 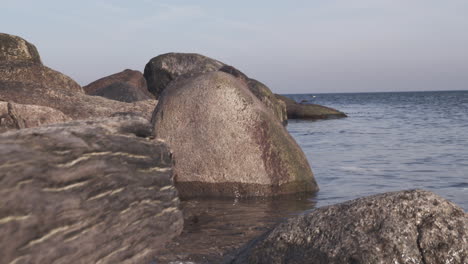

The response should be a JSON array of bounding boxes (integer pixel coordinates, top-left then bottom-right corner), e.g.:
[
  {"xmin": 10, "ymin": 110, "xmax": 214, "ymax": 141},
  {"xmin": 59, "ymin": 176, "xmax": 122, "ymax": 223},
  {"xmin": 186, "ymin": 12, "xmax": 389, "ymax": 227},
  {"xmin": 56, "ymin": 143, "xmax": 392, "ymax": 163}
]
[{"xmin": 2, "ymin": 0, "xmax": 468, "ymax": 93}]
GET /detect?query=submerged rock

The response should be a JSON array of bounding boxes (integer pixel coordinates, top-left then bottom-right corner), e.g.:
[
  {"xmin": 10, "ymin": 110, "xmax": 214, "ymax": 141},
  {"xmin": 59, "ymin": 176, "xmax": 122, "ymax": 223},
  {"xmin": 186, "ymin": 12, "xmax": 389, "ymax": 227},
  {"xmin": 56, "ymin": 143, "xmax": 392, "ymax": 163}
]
[
  {"xmin": 152, "ymin": 71, "xmax": 317, "ymax": 198},
  {"xmin": 230, "ymin": 189, "xmax": 468, "ymax": 264},
  {"xmin": 0, "ymin": 101, "xmax": 71, "ymax": 132},
  {"xmin": 275, "ymin": 94, "xmax": 347, "ymax": 120},
  {"xmin": 0, "ymin": 33, "xmax": 156, "ymax": 121},
  {"xmin": 144, "ymin": 52, "xmax": 287, "ymax": 124},
  {"xmin": 0, "ymin": 116, "xmax": 183, "ymax": 264},
  {"xmin": 83, "ymin": 69, "xmax": 154, "ymax": 102}
]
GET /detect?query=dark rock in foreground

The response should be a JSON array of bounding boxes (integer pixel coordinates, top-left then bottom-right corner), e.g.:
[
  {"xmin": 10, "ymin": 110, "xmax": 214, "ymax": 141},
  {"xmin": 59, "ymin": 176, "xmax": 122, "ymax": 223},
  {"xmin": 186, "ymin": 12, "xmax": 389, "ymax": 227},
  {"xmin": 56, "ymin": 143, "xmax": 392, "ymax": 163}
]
[
  {"xmin": 0, "ymin": 101, "xmax": 71, "ymax": 132},
  {"xmin": 83, "ymin": 69, "xmax": 154, "ymax": 102},
  {"xmin": 144, "ymin": 52, "xmax": 287, "ymax": 124},
  {"xmin": 0, "ymin": 116, "xmax": 183, "ymax": 264},
  {"xmin": 230, "ymin": 190, "xmax": 467, "ymax": 264},
  {"xmin": 275, "ymin": 94, "xmax": 347, "ymax": 120},
  {"xmin": 152, "ymin": 71, "xmax": 317, "ymax": 198}
]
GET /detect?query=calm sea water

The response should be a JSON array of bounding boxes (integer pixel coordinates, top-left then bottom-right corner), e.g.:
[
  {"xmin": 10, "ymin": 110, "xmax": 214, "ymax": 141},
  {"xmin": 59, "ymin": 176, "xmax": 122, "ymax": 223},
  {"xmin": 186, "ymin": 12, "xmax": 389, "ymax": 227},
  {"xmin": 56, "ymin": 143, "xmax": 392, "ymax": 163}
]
[
  {"xmin": 287, "ymin": 90, "xmax": 468, "ymax": 211},
  {"xmin": 156, "ymin": 90, "xmax": 468, "ymax": 263}
]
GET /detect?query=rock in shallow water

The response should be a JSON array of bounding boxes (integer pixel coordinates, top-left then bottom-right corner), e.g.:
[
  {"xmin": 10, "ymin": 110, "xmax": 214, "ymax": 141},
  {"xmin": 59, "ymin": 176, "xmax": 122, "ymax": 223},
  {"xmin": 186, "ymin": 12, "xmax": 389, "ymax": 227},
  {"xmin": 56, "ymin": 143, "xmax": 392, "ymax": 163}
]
[
  {"xmin": 229, "ymin": 189, "xmax": 467, "ymax": 264},
  {"xmin": 152, "ymin": 71, "xmax": 317, "ymax": 198},
  {"xmin": 0, "ymin": 116, "xmax": 183, "ymax": 264},
  {"xmin": 275, "ymin": 94, "xmax": 347, "ymax": 120}
]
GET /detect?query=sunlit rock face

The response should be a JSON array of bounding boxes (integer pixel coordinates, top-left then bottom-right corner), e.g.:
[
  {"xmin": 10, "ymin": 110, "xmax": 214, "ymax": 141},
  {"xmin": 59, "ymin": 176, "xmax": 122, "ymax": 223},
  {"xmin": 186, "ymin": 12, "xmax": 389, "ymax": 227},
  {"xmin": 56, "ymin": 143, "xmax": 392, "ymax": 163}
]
[
  {"xmin": 0, "ymin": 33, "xmax": 41, "ymax": 64},
  {"xmin": 152, "ymin": 71, "xmax": 317, "ymax": 198},
  {"xmin": 230, "ymin": 189, "xmax": 468, "ymax": 264},
  {"xmin": 0, "ymin": 116, "xmax": 183, "ymax": 264}
]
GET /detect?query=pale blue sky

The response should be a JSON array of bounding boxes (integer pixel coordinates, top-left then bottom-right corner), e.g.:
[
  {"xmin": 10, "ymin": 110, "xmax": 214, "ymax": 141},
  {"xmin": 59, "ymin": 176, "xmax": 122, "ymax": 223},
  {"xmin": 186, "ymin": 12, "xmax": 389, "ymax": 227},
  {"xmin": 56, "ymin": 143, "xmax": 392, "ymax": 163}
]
[{"xmin": 2, "ymin": 0, "xmax": 467, "ymax": 93}]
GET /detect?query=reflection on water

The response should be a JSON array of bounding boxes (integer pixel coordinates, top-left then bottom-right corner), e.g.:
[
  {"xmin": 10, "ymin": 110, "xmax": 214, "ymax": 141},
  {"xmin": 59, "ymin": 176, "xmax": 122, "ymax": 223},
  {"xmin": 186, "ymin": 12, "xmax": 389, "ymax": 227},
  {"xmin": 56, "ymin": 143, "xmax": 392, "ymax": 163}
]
[{"xmin": 154, "ymin": 195, "xmax": 316, "ymax": 263}]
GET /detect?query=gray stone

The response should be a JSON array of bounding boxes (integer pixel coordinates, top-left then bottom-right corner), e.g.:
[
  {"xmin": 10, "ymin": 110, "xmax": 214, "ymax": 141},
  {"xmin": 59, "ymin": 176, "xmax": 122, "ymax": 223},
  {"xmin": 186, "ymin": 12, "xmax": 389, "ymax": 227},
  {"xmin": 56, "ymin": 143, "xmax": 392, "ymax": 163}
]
[
  {"xmin": 0, "ymin": 33, "xmax": 41, "ymax": 64},
  {"xmin": 230, "ymin": 190, "xmax": 467, "ymax": 264},
  {"xmin": 0, "ymin": 101, "xmax": 71, "ymax": 132},
  {"xmin": 0, "ymin": 116, "xmax": 183, "ymax": 264},
  {"xmin": 144, "ymin": 53, "xmax": 287, "ymax": 124},
  {"xmin": 84, "ymin": 69, "xmax": 154, "ymax": 102},
  {"xmin": 152, "ymin": 71, "xmax": 317, "ymax": 198}
]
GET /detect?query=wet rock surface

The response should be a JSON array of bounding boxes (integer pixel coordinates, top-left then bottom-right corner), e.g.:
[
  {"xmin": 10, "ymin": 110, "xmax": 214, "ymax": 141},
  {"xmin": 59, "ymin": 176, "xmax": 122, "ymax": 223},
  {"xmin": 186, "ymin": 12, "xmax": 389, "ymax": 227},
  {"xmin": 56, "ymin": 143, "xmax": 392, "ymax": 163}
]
[
  {"xmin": 152, "ymin": 71, "xmax": 317, "ymax": 198},
  {"xmin": 144, "ymin": 53, "xmax": 287, "ymax": 123},
  {"xmin": 0, "ymin": 116, "xmax": 183, "ymax": 264},
  {"xmin": 84, "ymin": 69, "xmax": 154, "ymax": 102},
  {"xmin": 229, "ymin": 189, "xmax": 468, "ymax": 264},
  {"xmin": 275, "ymin": 94, "xmax": 347, "ymax": 120},
  {"xmin": 0, "ymin": 101, "xmax": 71, "ymax": 132}
]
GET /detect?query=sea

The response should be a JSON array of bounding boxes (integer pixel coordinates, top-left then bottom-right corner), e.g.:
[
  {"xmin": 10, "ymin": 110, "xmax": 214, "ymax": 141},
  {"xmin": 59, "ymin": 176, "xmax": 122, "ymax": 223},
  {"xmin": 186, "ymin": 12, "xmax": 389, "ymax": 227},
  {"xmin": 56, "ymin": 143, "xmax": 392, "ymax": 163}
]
[
  {"xmin": 287, "ymin": 90, "xmax": 468, "ymax": 211},
  {"xmin": 156, "ymin": 90, "xmax": 468, "ymax": 263}
]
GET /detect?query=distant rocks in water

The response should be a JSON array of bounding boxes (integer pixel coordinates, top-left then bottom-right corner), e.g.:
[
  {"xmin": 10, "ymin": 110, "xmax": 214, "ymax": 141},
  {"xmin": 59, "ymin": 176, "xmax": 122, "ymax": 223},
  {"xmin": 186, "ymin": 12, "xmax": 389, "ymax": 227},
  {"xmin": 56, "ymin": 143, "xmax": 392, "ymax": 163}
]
[
  {"xmin": 275, "ymin": 94, "xmax": 347, "ymax": 120},
  {"xmin": 0, "ymin": 33, "xmax": 41, "ymax": 64},
  {"xmin": 230, "ymin": 189, "xmax": 468, "ymax": 264},
  {"xmin": 83, "ymin": 69, "xmax": 154, "ymax": 102},
  {"xmin": 0, "ymin": 33, "xmax": 156, "ymax": 123},
  {"xmin": 152, "ymin": 71, "xmax": 317, "ymax": 198},
  {"xmin": 0, "ymin": 116, "xmax": 183, "ymax": 264},
  {"xmin": 0, "ymin": 101, "xmax": 71, "ymax": 132},
  {"xmin": 144, "ymin": 52, "xmax": 287, "ymax": 124}
]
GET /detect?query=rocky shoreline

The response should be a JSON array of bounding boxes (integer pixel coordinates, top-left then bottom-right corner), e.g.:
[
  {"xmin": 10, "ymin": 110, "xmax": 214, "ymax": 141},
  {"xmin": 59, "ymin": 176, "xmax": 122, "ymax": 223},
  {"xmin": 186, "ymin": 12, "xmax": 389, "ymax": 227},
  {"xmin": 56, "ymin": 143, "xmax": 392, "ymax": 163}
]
[{"xmin": 1, "ymin": 33, "xmax": 466, "ymax": 264}]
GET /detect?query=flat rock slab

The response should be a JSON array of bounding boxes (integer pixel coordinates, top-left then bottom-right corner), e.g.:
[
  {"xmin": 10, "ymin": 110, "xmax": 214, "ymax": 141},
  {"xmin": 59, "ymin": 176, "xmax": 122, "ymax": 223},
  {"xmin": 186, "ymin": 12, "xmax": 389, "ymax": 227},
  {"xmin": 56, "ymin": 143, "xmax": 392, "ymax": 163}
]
[
  {"xmin": 0, "ymin": 101, "xmax": 71, "ymax": 132},
  {"xmin": 0, "ymin": 116, "xmax": 183, "ymax": 264},
  {"xmin": 230, "ymin": 189, "xmax": 467, "ymax": 264}
]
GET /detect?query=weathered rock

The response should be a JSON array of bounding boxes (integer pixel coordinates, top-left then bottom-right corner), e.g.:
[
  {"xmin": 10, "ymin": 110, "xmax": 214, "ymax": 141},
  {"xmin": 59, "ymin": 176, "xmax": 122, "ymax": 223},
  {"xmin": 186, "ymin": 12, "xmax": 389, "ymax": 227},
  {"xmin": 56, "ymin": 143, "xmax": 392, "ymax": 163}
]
[
  {"xmin": 275, "ymin": 94, "xmax": 347, "ymax": 120},
  {"xmin": 144, "ymin": 53, "xmax": 224, "ymax": 99},
  {"xmin": 144, "ymin": 53, "xmax": 287, "ymax": 124},
  {"xmin": 0, "ymin": 81, "xmax": 157, "ymax": 121},
  {"xmin": 152, "ymin": 71, "xmax": 317, "ymax": 198},
  {"xmin": 0, "ymin": 33, "xmax": 41, "ymax": 64},
  {"xmin": 230, "ymin": 190, "xmax": 468, "ymax": 264},
  {"xmin": 247, "ymin": 79, "xmax": 287, "ymax": 125},
  {"xmin": 83, "ymin": 69, "xmax": 154, "ymax": 102},
  {"xmin": 0, "ymin": 101, "xmax": 71, "ymax": 132},
  {"xmin": 0, "ymin": 116, "xmax": 183, "ymax": 264},
  {"xmin": 0, "ymin": 34, "xmax": 156, "ymax": 120},
  {"xmin": 0, "ymin": 62, "xmax": 84, "ymax": 94}
]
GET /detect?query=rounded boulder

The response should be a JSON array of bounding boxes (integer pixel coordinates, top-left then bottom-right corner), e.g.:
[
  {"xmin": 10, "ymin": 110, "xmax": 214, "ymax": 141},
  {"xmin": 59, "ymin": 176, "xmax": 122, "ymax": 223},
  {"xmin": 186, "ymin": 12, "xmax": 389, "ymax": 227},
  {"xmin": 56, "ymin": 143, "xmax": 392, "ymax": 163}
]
[{"xmin": 152, "ymin": 71, "xmax": 317, "ymax": 198}]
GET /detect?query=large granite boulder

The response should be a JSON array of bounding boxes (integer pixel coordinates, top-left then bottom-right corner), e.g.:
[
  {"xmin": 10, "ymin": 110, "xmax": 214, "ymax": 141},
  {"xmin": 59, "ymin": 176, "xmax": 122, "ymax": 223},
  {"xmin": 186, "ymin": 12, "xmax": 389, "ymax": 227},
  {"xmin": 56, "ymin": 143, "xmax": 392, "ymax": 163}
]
[
  {"xmin": 152, "ymin": 71, "xmax": 317, "ymax": 198},
  {"xmin": 83, "ymin": 69, "xmax": 154, "ymax": 102},
  {"xmin": 0, "ymin": 116, "xmax": 183, "ymax": 264},
  {"xmin": 275, "ymin": 94, "xmax": 347, "ymax": 120},
  {"xmin": 0, "ymin": 33, "xmax": 156, "ymax": 121},
  {"xmin": 230, "ymin": 190, "xmax": 468, "ymax": 264},
  {"xmin": 0, "ymin": 101, "xmax": 71, "ymax": 132},
  {"xmin": 144, "ymin": 53, "xmax": 287, "ymax": 124},
  {"xmin": 0, "ymin": 33, "xmax": 41, "ymax": 64}
]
